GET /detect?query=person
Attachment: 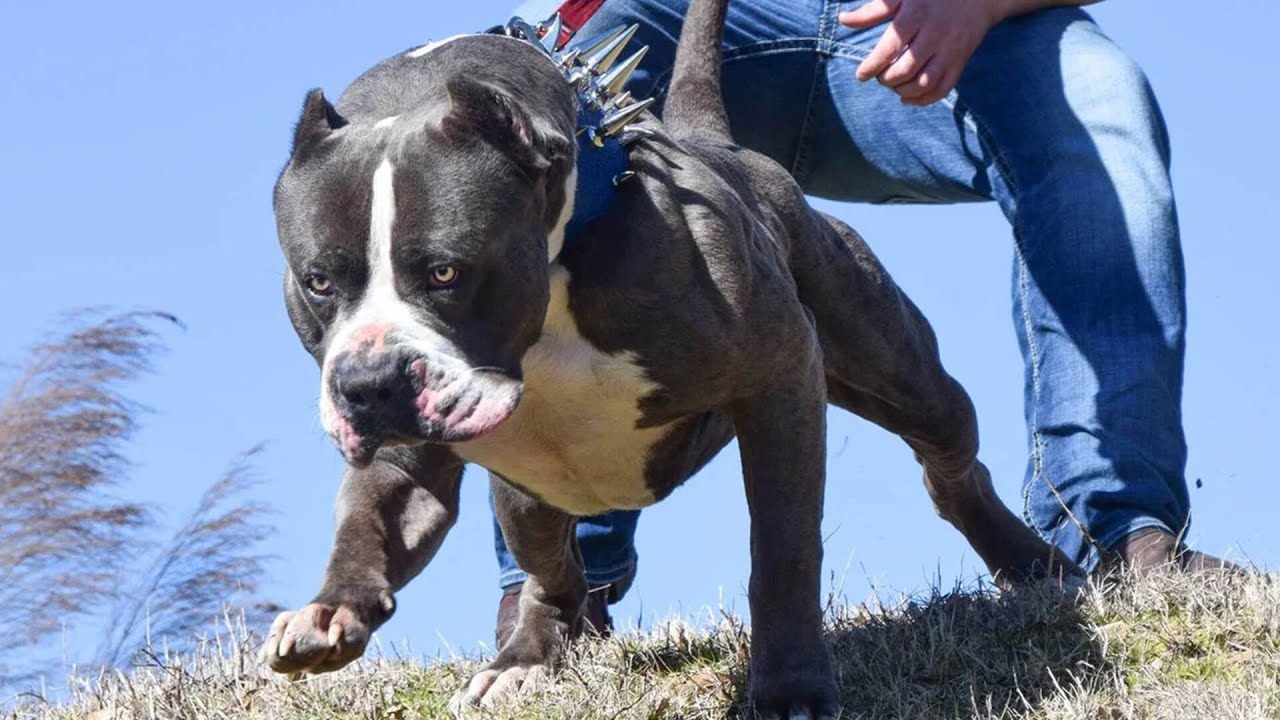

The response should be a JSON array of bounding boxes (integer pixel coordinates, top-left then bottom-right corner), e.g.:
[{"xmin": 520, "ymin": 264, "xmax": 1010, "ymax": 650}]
[{"xmin": 492, "ymin": 0, "xmax": 1231, "ymax": 645}]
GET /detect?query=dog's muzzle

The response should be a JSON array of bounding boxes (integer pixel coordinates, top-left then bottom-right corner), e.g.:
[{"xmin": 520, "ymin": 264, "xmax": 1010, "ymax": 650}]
[{"xmin": 326, "ymin": 345, "xmax": 522, "ymax": 466}]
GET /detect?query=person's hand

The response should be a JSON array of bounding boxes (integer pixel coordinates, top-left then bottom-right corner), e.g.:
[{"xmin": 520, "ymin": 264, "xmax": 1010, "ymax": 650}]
[{"xmin": 839, "ymin": 0, "xmax": 1006, "ymax": 106}]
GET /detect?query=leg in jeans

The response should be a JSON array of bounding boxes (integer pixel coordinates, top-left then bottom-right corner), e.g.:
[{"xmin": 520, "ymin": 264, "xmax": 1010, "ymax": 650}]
[
  {"xmin": 492, "ymin": 493, "xmax": 640, "ymax": 596},
  {"xmin": 571, "ymin": 0, "xmax": 1191, "ymax": 572}
]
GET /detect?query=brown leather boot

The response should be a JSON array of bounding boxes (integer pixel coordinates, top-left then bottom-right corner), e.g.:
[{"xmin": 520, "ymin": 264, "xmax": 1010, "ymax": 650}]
[
  {"xmin": 1094, "ymin": 527, "xmax": 1243, "ymax": 577},
  {"xmin": 494, "ymin": 583, "xmax": 614, "ymax": 650}
]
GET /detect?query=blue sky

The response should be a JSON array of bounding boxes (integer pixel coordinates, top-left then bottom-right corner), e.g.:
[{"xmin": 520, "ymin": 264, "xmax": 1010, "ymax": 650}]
[{"xmin": 2, "ymin": 1, "xmax": 1277, "ymax": 669}]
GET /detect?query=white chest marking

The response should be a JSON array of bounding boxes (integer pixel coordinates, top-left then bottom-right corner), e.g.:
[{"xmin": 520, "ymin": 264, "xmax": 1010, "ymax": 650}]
[{"xmin": 454, "ymin": 267, "xmax": 667, "ymax": 515}]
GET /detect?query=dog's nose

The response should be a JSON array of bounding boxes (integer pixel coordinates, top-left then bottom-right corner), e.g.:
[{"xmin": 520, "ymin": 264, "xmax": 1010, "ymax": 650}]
[{"xmin": 329, "ymin": 349, "xmax": 417, "ymax": 427}]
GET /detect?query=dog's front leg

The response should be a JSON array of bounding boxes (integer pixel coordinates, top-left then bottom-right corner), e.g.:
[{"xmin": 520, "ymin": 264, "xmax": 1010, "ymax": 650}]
[
  {"xmin": 454, "ymin": 473, "xmax": 587, "ymax": 709},
  {"xmin": 263, "ymin": 446, "xmax": 464, "ymax": 674},
  {"xmin": 735, "ymin": 345, "xmax": 841, "ymax": 720}
]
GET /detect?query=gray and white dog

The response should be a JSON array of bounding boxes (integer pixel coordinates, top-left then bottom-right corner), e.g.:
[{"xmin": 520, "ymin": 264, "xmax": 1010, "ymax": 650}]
[{"xmin": 264, "ymin": 0, "xmax": 1076, "ymax": 715}]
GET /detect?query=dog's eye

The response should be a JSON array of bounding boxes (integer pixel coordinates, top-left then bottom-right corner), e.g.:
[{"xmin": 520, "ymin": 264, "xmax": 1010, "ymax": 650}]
[
  {"xmin": 429, "ymin": 266, "xmax": 459, "ymax": 288},
  {"xmin": 303, "ymin": 273, "xmax": 334, "ymax": 297}
]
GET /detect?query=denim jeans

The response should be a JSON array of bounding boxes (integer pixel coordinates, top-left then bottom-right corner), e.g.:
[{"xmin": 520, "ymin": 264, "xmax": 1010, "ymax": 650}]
[{"xmin": 494, "ymin": 0, "xmax": 1190, "ymax": 586}]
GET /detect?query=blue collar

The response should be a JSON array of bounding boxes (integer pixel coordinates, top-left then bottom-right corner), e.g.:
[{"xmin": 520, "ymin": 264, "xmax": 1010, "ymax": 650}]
[
  {"xmin": 490, "ymin": 16, "xmax": 654, "ymax": 249},
  {"xmin": 564, "ymin": 100, "xmax": 630, "ymax": 242}
]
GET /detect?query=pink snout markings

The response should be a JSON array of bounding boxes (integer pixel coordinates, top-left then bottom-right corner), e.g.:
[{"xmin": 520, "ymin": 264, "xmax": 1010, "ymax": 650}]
[
  {"xmin": 349, "ymin": 323, "xmax": 393, "ymax": 354},
  {"xmin": 410, "ymin": 359, "xmax": 521, "ymax": 438},
  {"xmin": 333, "ymin": 413, "xmax": 364, "ymax": 458}
]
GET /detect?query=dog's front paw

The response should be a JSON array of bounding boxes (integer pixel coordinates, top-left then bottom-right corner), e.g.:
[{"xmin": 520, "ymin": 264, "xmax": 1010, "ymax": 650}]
[
  {"xmin": 261, "ymin": 589, "xmax": 394, "ymax": 674},
  {"xmin": 450, "ymin": 610, "xmax": 566, "ymax": 712},
  {"xmin": 749, "ymin": 656, "xmax": 842, "ymax": 720},
  {"xmin": 449, "ymin": 662, "xmax": 552, "ymax": 712}
]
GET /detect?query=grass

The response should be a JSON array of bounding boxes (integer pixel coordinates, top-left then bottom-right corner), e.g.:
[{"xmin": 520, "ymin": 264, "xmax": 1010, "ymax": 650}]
[{"xmin": 8, "ymin": 568, "xmax": 1278, "ymax": 720}]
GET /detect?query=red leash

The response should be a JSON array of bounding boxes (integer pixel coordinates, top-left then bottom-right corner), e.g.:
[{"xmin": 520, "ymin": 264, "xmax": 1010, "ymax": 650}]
[{"xmin": 551, "ymin": 0, "xmax": 608, "ymax": 45}]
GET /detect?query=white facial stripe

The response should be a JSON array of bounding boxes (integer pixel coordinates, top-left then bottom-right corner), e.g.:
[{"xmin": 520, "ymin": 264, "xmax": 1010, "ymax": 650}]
[
  {"xmin": 321, "ymin": 159, "xmax": 410, "ymax": 358},
  {"xmin": 547, "ymin": 166, "xmax": 577, "ymax": 262},
  {"xmin": 374, "ymin": 115, "xmax": 400, "ymax": 129},
  {"xmin": 320, "ymin": 157, "xmax": 465, "ymax": 390},
  {"xmin": 367, "ymin": 158, "xmax": 397, "ymax": 302}
]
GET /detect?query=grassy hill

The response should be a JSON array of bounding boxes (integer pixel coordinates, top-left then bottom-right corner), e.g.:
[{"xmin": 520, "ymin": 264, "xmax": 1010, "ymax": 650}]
[{"xmin": 12, "ymin": 568, "xmax": 1279, "ymax": 720}]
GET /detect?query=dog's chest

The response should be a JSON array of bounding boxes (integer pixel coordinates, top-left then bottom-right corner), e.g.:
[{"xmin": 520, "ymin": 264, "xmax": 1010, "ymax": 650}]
[{"xmin": 453, "ymin": 267, "xmax": 668, "ymax": 515}]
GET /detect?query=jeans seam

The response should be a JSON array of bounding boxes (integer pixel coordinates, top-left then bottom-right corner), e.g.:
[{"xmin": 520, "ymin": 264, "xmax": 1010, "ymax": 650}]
[
  {"xmin": 723, "ymin": 38, "xmax": 823, "ymax": 59},
  {"xmin": 789, "ymin": 1, "xmax": 839, "ymax": 181},
  {"xmin": 1015, "ymin": 251, "xmax": 1101, "ymax": 559},
  {"xmin": 946, "ymin": 94, "xmax": 1019, "ymax": 196},
  {"xmin": 1016, "ymin": 256, "xmax": 1049, "ymax": 543},
  {"xmin": 935, "ymin": 96, "xmax": 1050, "ymax": 542}
]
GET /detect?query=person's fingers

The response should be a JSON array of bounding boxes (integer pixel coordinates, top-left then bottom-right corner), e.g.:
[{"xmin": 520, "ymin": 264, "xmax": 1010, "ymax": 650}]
[
  {"xmin": 838, "ymin": 0, "xmax": 901, "ymax": 29},
  {"xmin": 881, "ymin": 40, "xmax": 933, "ymax": 88},
  {"xmin": 856, "ymin": 21, "xmax": 913, "ymax": 82},
  {"xmin": 894, "ymin": 54, "xmax": 943, "ymax": 99},
  {"xmin": 901, "ymin": 62, "xmax": 961, "ymax": 106}
]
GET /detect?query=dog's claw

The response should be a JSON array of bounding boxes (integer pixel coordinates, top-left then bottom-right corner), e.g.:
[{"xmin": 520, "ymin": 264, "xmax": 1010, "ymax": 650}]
[{"xmin": 262, "ymin": 603, "xmax": 373, "ymax": 675}]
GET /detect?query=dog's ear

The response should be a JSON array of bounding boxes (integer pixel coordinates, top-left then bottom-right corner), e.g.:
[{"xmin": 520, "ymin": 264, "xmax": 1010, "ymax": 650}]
[
  {"xmin": 291, "ymin": 88, "xmax": 347, "ymax": 154},
  {"xmin": 441, "ymin": 77, "xmax": 570, "ymax": 178}
]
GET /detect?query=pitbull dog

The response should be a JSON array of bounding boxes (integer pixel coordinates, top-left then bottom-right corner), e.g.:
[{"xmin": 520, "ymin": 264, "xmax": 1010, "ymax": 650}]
[{"xmin": 264, "ymin": 0, "xmax": 1077, "ymax": 716}]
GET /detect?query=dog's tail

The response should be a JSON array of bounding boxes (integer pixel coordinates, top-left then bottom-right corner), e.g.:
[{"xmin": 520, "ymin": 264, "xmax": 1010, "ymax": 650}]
[{"xmin": 663, "ymin": 0, "xmax": 731, "ymax": 139}]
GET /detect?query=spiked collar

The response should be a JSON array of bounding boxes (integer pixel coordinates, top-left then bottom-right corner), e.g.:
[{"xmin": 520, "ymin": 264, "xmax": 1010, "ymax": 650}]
[{"xmin": 492, "ymin": 16, "xmax": 654, "ymax": 251}]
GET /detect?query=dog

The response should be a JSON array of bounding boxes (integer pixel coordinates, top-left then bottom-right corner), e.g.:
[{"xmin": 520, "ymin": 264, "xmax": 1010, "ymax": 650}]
[{"xmin": 263, "ymin": 0, "xmax": 1077, "ymax": 716}]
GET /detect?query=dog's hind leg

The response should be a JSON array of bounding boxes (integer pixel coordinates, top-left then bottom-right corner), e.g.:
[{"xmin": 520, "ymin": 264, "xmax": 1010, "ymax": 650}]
[
  {"xmin": 793, "ymin": 212, "xmax": 1079, "ymax": 584},
  {"xmin": 453, "ymin": 473, "xmax": 589, "ymax": 710}
]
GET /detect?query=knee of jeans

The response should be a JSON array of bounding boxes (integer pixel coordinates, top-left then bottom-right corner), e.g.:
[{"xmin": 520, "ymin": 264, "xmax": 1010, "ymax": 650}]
[
  {"xmin": 1055, "ymin": 39, "xmax": 1174, "ymax": 177},
  {"xmin": 1009, "ymin": 52, "xmax": 1178, "ymax": 257}
]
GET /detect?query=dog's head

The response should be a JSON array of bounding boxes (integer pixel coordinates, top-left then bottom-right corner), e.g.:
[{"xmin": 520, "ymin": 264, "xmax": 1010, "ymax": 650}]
[{"xmin": 274, "ymin": 37, "xmax": 577, "ymax": 466}]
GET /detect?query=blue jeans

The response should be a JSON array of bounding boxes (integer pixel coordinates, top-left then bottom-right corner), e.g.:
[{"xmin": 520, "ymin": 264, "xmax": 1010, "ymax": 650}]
[{"xmin": 494, "ymin": 0, "xmax": 1189, "ymax": 586}]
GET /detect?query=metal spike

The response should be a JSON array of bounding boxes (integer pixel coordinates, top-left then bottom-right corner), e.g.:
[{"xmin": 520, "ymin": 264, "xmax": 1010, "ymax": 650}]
[
  {"xmin": 606, "ymin": 91, "xmax": 633, "ymax": 111},
  {"xmin": 601, "ymin": 97, "xmax": 656, "ymax": 137},
  {"xmin": 598, "ymin": 46, "xmax": 648, "ymax": 98},
  {"xmin": 539, "ymin": 13, "xmax": 563, "ymax": 53},
  {"xmin": 612, "ymin": 171, "xmax": 637, "ymax": 186},
  {"xmin": 555, "ymin": 48, "xmax": 582, "ymax": 68},
  {"xmin": 574, "ymin": 25, "xmax": 629, "ymax": 63},
  {"xmin": 583, "ymin": 24, "xmax": 639, "ymax": 75}
]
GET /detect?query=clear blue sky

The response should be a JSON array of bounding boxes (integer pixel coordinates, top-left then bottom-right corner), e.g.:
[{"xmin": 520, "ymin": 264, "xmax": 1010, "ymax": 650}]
[{"xmin": 2, "ymin": 1, "xmax": 1277, "ymax": 667}]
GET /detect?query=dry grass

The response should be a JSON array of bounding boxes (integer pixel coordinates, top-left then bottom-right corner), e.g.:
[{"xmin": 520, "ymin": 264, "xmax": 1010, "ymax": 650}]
[
  {"xmin": 0, "ymin": 312, "xmax": 275, "ymax": 684},
  {"xmin": 10, "ymin": 569, "xmax": 1278, "ymax": 720}
]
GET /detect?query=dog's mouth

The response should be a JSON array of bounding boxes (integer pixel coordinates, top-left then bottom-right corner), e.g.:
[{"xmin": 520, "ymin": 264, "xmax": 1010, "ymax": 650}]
[{"xmin": 323, "ymin": 352, "xmax": 523, "ymax": 467}]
